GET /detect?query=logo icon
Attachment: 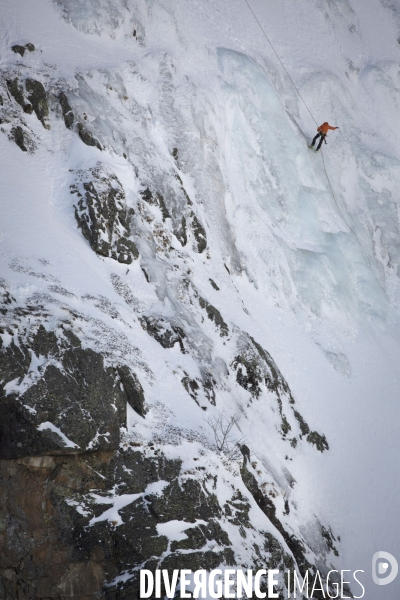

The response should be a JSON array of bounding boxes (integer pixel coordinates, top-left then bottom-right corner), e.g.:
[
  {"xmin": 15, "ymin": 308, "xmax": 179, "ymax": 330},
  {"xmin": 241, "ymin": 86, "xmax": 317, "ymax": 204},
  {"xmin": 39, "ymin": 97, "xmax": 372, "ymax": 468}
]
[{"xmin": 372, "ymin": 551, "xmax": 398, "ymax": 586}]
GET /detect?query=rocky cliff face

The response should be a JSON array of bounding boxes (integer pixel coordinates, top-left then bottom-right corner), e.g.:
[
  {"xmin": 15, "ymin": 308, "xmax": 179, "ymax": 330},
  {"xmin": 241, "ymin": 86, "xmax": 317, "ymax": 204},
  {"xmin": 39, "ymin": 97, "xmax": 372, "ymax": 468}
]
[
  {"xmin": 0, "ymin": 0, "xmax": 357, "ymax": 598},
  {"xmin": 0, "ymin": 281, "xmax": 335, "ymax": 598}
]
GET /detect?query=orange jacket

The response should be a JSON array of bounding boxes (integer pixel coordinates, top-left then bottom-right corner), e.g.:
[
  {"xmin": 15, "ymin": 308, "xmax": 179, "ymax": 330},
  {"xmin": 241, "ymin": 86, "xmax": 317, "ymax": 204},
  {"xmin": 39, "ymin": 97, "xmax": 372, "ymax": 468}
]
[{"xmin": 317, "ymin": 122, "xmax": 338, "ymax": 135}]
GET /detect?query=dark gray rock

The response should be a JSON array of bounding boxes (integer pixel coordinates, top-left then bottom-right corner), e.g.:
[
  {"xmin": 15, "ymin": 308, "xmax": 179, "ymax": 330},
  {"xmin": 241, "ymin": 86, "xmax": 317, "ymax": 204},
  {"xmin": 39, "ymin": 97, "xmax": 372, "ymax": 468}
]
[
  {"xmin": 241, "ymin": 461, "xmax": 311, "ymax": 576},
  {"xmin": 182, "ymin": 375, "xmax": 200, "ymax": 401},
  {"xmin": 0, "ymin": 281, "xmax": 16, "ymax": 310},
  {"xmin": 141, "ymin": 187, "xmax": 170, "ymax": 221},
  {"xmin": 281, "ymin": 413, "xmax": 291, "ymax": 436},
  {"xmin": 231, "ymin": 333, "xmax": 328, "ymax": 442},
  {"xmin": 175, "ymin": 215, "xmax": 187, "ymax": 246},
  {"xmin": 293, "ymin": 409, "xmax": 329, "ymax": 452},
  {"xmin": 232, "ymin": 333, "xmax": 293, "ymax": 400},
  {"xmin": 0, "ymin": 325, "xmax": 132, "ymax": 458},
  {"xmin": 190, "ymin": 211, "xmax": 207, "ymax": 253},
  {"xmin": 149, "ymin": 478, "xmax": 221, "ymax": 522},
  {"xmin": 209, "ymin": 278, "xmax": 220, "ymax": 290},
  {"xmin": 0, "ymin": 332, "xmax": 30, "ymax": 395},
  {"xmin": 11, "ymin": 45, "xmax": 26, "ymax": 56},
  {"xmin": 140, "ymin": 315, "xmax": 186, "ymax": 352},
  {"xmin": 174, "ymin": 172, "xmax": 192, "ymax": 205},
  {"xmin": 58, "ymin": 91, "xmax": 74, "ymax": 129},
  {"xmin": 198, "ymin": 296, "xmax": 229, "ymax": 336},
  {"xmin": 10, "ymin": 126, "xmax": 27, "ymax": 152},
  {"xmin": 182, "ymin": 373, "xmax": 215, "ymax": 407},
  {"xmin": 293, "ymin": 409, "xmax": 310, "ymax": 435},
  {"xmin": 116, "ymin": 236, "xmax": 139, "ymax": 263},
  {"xmin": 6, "ymin": 78, "xmax": 25, "ymax": 108},
  {"xmin": 111, "ymin": 448, "xmax": 182, "ymax": 495},
  {"xmin": 72, "ymin": 167, "xmax": 139, "ymax": 264},
  {"xmin": 306, "ymin": 430, "xmax": 329, "ymax": 452},
  {"xmin": 77, "ymin": 122, "xmax": 102, "ymax": 149},
  {"xmin": 172, "ymin": 520, "xmax": 231, "ymax": 552},
  {"xmin": 11, "ymin": 43, "xmax": 35, "ymax": 55},
  {"xmin": 117, "ymin": 365, "xmax": 146, "ymax": 417},
  {"xmin": 202, "ymin": 372, "xmax": 216, "ymax": 405},
  {"xmin": 25, "ymin": 78, "xmax": 49, "ymax": 128},
  {"xmin": 240, "ymin": 443, "xmax": 251, "ymax": 461}
]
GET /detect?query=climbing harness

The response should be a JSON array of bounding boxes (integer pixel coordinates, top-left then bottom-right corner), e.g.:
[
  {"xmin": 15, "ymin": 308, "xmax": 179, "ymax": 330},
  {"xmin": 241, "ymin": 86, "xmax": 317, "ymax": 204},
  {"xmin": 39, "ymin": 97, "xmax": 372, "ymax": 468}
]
[{"xmin": 242, "ymin": 0, "xmax": 375, "ymax": 272}]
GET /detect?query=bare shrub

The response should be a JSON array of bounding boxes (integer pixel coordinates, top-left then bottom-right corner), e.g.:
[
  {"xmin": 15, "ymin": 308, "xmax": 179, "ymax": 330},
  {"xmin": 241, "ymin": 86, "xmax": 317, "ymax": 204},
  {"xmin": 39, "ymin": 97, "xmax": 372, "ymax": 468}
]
[{"xmin": 206, "ymin": 412, "xmax": 242, "ymax": 459}]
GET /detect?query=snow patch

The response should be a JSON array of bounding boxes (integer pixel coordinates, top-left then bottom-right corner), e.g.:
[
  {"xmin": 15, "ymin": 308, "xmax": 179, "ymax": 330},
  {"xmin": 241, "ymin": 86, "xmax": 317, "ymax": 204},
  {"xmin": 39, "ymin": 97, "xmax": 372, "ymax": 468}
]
[{"xmin": 37, "ymin": 422, "xmax": 79, "ymax": 448}]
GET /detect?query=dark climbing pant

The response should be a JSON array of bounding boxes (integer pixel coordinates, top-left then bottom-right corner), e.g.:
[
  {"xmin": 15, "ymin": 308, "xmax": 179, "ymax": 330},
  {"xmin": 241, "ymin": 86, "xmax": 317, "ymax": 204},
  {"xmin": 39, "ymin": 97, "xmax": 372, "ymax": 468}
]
[{"xmin": 311, "ymin": 132, "xmax": 326, "ymax": 151}]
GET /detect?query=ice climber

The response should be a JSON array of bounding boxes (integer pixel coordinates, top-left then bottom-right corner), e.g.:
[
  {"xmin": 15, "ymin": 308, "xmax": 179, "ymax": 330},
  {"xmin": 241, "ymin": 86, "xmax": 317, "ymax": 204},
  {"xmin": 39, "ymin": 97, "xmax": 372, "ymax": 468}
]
[{"xmin": 310, "ymin": 122, "xmax": 338, "ymax": 151}]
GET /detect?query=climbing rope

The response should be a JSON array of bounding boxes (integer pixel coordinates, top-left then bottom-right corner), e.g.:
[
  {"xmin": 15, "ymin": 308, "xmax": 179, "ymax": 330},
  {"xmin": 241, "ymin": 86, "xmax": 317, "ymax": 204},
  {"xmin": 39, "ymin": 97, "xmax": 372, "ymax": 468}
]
[
  {"xmin": 242, "ymin": 0, "xmax": 375, "ymax": 271},
  {"xmin": 242, "ymin": 0, "xmax": 318, "ymax": 128},
  {"xmin": 319, "ymin": 152, "xmax": 372, "ymax": 263}
]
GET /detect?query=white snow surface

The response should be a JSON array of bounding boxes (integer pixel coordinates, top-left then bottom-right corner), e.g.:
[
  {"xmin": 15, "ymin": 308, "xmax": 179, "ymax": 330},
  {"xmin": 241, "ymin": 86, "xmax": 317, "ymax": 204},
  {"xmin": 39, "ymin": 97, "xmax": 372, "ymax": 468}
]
[
  {"xmin": 1, "ymin": 0, "xmax": 400, "ymax": 597},
  {"xmin": 157, "ymin": 520, "xmax": 208, "ymax": 543},
  {"xmin": 37, "ymin": 421, "xmax": 80, "ymax": 448},
  {"xmin": 90, "ymin": 480, "xmax": 169, "ymax": 526}
]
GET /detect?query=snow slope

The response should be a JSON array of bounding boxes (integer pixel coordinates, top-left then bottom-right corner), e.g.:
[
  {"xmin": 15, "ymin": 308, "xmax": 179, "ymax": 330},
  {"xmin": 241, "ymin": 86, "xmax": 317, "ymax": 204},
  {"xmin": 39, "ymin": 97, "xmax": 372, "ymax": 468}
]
[{"xmin": 1, "ymin": 0, "xmax": 400, "ymax": 597}]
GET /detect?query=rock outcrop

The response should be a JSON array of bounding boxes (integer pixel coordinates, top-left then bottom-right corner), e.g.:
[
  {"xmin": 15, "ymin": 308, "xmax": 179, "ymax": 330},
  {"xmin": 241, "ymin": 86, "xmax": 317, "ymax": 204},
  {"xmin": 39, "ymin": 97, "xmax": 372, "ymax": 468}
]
[
  {"xmin": 0, "ymin": 323, "xmax": 139, "ymax": 458},
  {"xmin": 72, "ymin": 166, "xmax": 139, "ymax": 264}
]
